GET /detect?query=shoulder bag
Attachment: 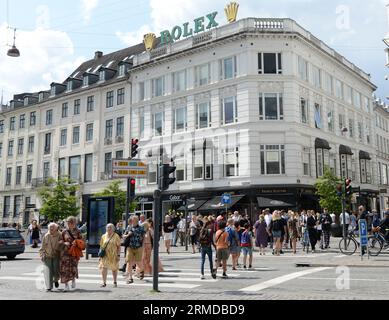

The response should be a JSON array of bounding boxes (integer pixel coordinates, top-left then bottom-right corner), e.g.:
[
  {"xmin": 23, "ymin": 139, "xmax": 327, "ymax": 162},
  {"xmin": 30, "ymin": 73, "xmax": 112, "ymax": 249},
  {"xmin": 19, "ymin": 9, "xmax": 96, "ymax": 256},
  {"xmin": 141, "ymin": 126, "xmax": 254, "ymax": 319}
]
[{"xmin": 98, "ymin": 234, "xmax": 114, "ymax": 258}]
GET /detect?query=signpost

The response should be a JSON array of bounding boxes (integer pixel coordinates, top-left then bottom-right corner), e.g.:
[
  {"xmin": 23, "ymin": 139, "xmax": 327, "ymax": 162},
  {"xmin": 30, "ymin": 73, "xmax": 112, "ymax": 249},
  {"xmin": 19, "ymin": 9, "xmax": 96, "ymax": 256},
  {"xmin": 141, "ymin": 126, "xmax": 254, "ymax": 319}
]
[
  {"xmin": 221, "ymin": 194, "xmax": 231, "ymax": 215},
  {"xmin": 112, "ymin": 159, "xmax": 148, "ymax": 179},
  {"xmin": 358, "ymin": 219, "xmax": 369, "ymax": 260}
]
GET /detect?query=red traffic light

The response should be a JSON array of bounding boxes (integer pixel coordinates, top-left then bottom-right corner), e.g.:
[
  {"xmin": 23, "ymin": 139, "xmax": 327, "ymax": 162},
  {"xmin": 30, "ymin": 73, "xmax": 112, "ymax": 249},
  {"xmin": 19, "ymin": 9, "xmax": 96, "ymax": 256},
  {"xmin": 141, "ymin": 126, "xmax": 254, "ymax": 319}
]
[
  {"xmin": 345, "ymin": 179, "xmax": 352, "ymax": 186},
  {"xmin": 130, "ymin": 179, "xmax": 136, "ymax": 185},
  {"xmin": 132, "ymin": 139, "xmax": 139, "ymax": 145}
]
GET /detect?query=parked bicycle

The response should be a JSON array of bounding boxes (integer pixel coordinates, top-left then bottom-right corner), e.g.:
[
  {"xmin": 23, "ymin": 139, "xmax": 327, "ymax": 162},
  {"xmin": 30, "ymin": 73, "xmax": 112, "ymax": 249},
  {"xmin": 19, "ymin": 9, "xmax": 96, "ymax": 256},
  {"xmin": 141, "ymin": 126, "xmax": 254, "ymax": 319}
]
[{"xmin": 368, "ymin": 227, "xmax": 389, "ymax": 257}]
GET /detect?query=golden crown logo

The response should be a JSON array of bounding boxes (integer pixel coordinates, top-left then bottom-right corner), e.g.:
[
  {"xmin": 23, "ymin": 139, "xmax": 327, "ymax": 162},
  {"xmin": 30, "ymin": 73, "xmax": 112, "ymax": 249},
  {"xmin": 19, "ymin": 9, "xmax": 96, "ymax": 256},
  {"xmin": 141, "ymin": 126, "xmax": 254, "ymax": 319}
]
[
  {"xmin": 143, "ymin": 33, "xmax": 156, "ymax": 51},
  {"xmin": 225, "ymin": 2, "xmax": 239, "ymax": 23}
]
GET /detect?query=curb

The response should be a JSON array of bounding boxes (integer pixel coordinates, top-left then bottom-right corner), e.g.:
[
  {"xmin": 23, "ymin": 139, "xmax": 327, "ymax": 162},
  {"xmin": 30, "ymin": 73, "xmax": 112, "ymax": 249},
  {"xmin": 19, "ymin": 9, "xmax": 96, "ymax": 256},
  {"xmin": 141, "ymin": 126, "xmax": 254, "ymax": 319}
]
[{"xmin": 296, "ymin": 262, "xmax": 389, "ymax": 268}]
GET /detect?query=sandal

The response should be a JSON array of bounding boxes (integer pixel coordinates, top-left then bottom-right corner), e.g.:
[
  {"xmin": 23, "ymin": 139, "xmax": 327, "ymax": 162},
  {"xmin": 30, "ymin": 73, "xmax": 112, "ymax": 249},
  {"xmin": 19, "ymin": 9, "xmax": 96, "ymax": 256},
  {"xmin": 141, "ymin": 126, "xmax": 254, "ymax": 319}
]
[
  {"xmin": 127, "ymin": 278, "xmax": 134, "ymax": 284},
  {"xmin": 139, "ymin": 272, "xmax": 145, "ymax": 280},
  {"xmin": 100, "ymin": 283, "xmax": 107, "ymax": 288}
]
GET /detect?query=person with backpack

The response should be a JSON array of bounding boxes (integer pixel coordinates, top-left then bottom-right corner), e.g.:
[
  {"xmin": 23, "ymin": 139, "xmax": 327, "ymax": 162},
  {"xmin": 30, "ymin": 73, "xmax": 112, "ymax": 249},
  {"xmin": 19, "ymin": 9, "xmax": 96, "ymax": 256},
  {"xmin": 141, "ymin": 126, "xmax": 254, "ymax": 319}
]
[
  {"xmin": 240, "ymin": 223, "xmax": 253, "ymax": 269},
  {"xmin": 199, "ymin": 218, "xmax": 217, "ymax": 280},
  {"xmin": 213, "ymin": 221, "xmax": 230, "ymax": 279},
  {"xmin": 225, "ymin": 218, "xmax": 240, "ymax": 271}
]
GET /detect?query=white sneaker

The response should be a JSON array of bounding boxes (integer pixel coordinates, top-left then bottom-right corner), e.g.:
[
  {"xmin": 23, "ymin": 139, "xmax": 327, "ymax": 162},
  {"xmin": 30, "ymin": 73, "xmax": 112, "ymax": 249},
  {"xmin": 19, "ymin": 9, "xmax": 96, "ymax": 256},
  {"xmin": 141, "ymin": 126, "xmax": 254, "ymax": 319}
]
[
  {"xmin": 200, "ymin": 275, "xmax": 205, "ymax": 280},
  {"xmin": 64, "ymin": 284, "xmax": 70, "ymax": 292},
  {"xmin": 71, "ymin": 279, "xmax": 76, "ymax": 289}
]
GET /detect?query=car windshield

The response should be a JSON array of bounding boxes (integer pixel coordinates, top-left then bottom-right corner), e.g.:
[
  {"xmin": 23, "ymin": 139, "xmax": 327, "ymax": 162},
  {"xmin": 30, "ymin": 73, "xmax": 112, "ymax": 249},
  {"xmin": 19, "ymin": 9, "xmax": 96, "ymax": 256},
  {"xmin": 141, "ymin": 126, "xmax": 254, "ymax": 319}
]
[{"xmin": 0, "ymin": 230, "xmax": 21, "ymax": 239}]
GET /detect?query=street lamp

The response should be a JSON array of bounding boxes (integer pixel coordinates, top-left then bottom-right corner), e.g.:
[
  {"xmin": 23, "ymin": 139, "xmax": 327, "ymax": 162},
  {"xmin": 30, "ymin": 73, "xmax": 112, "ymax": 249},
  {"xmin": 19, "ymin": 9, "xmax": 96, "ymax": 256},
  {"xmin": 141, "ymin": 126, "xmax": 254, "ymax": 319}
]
[{"xmin": 7, "ymin": 28, "xmax": 20, "ymax": 57}]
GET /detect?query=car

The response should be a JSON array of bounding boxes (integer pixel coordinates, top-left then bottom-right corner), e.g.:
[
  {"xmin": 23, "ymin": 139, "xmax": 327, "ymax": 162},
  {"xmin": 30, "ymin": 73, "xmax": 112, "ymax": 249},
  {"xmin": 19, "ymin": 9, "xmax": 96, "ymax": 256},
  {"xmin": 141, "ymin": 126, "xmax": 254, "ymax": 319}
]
[{"xmin": 0, "ymin": 228, "xmax": 25, "ymax": 260}]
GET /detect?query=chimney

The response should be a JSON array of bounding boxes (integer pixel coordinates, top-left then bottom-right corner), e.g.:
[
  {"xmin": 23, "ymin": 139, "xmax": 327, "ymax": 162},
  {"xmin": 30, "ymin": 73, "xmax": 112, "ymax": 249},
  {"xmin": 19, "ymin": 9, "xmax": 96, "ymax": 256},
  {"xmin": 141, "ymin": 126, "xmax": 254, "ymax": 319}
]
[{"xmin": 94, "ymin": 51, "xmax": 103, "ymax": 60}]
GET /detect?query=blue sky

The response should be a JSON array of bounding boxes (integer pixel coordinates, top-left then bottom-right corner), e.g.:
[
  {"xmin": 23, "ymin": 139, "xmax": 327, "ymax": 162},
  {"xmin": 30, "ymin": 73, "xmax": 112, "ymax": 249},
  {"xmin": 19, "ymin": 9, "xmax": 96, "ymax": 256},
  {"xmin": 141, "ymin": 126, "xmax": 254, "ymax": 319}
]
[{"xmin": 0, "ymin": 0, "xmax": 388, "ymax": 102}]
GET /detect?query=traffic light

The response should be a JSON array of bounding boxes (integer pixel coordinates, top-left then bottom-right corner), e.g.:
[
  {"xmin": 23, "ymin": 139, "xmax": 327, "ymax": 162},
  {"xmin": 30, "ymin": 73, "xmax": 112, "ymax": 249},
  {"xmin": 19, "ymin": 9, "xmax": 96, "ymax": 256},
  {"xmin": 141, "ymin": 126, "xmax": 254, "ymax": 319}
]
[
  {"xmin": 129, "ymin": 178, "xmax": 136, "ymax": 198},
  {"xmin": 131, "ymin": 139, "xmax": 139, "ymax": 159},
  {"xmin": 336, "ymin": 184, "xmax": 343, "ymax": 197},
  {"xmin": 159, "ymin": 164, "xmax": 176, "ymax": 191},
  {"xmin": 345, "ymin": 178, "xmax": 352, "ymax": 197}
]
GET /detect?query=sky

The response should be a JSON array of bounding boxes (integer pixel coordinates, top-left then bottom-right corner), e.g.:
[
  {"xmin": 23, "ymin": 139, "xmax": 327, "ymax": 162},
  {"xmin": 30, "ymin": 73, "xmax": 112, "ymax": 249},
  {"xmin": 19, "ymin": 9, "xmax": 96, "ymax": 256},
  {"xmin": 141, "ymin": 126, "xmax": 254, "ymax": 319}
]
[{"xmin": 0, "ymin": 0, "xmax": 388, "ymax": 103}]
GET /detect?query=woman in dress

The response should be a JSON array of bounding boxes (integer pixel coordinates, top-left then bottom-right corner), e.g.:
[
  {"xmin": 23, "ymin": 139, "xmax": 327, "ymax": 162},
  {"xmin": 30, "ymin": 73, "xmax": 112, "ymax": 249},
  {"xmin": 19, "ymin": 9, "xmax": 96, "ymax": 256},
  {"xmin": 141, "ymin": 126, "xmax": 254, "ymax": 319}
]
[
  {"xmin": 287, "ymin": 212, "xmax": 300, "ymax": 254},
  {"xmin": 60, "ymin": 216, "xmax": 83, "ymax": 291},
  {"xmin": 254, "ymin": 214, "xmax": 269, "ymax": 255},
  {"xmin": 29, "ymin": 220, "xmax": 41, "ymax": 248},
  {"xmin": 141, "ymin": 222, "xmax": 153, "ymax": 275},
  {"xmin": 163, "ymin": 215, "xmax": 174, "ymax": 254},
  {"xmin": 99, "ymin": 223, "xmax": 121, "ymax": 288}
]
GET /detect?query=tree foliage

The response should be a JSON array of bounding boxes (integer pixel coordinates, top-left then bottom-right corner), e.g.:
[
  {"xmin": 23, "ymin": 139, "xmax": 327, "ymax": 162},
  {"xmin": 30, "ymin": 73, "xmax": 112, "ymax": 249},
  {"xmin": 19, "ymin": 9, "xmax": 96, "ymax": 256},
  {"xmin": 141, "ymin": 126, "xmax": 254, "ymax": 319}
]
[
  {"xmin": 38, "ymin": 177, "xmax": 80, "ymax": 221},
  {"xmin": 314, "ymin": 168, "xmax": 342, "ymax": 214}
]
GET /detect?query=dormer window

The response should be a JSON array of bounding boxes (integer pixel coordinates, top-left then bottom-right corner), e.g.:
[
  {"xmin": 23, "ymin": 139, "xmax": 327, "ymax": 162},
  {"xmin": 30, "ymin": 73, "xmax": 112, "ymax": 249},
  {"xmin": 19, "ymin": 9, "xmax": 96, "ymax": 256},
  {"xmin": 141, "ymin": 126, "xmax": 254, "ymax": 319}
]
[
  {"xmin": 119, "ymin": 64, "xmax": 126, "ymax": 77},
  {"xmin": 24, "ymin": 97, "xmax": 29, "ymax": 106},
  {"xmin": 39, "ymin": 93, "xmax": 44, "ymax": 102},
  {"xmin": 83, "ymin": 76, "xmax": 89, "ymax": 87},
  {"xmin": 50, "ymin": 86, "xmax": 56, "ymax": 97},
  {"xmin": 66, "ymin": 81, "xmax": 72, "ymax": 92},
  {"xmin": 99, "ymin": 70, "xmax": 105, "ymax": 82}
]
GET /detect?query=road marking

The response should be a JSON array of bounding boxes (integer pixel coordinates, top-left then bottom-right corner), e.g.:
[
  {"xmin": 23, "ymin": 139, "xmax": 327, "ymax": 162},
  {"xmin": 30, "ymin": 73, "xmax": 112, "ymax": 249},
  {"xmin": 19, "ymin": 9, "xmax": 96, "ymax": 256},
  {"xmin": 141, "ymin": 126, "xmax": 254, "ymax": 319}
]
[
  {"xmin": 334, "ymin": 255, "xmax": 347, "ymax": 258},
  {"xmin": 300, "ymin": 277, "xmax": 389, "ymax": 282},
  {"xmin": 0, "ymin": 276, "xmax": 200, "ymax": 289},
  {"xmin": 239, "ymin": 267, "xmax": 333, "ymax": 292}
]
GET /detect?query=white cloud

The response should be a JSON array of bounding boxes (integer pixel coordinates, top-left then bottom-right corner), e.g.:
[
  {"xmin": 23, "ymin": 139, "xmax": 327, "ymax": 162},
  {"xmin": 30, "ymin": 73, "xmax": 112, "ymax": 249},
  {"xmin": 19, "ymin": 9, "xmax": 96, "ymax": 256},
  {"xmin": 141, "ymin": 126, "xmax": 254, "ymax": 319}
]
[
  {"xmin": 0, "ymin": 22, "xmax": 84, "ymax": 102},
  {"xmin": 81, "ymin": 0, "xmax": 99, "ymax": 24}
]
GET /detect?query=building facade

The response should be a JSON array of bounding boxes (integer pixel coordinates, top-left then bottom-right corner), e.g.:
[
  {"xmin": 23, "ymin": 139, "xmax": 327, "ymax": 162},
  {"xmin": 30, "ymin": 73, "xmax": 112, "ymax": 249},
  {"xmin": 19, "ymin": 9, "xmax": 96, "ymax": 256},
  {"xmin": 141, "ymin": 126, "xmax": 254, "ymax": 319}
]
[{"xmin": 0, "ymin": 16, "xmax": 385, "ymax": 225}]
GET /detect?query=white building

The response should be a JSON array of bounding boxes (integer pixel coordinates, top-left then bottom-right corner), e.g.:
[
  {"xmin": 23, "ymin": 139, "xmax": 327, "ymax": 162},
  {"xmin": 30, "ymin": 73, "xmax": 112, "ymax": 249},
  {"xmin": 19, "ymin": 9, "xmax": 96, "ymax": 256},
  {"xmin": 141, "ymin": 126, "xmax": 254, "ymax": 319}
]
[{"xmin": 0, "ymin": 15, "xmax": 383, "ymax": 224}]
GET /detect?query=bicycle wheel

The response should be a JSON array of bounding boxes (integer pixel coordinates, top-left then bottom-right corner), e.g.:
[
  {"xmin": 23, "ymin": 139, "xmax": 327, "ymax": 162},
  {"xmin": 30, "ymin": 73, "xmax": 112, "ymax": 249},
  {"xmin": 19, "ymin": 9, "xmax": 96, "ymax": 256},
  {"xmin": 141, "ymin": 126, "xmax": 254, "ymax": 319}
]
[
  {"xmin": 339, "ymin": 237, "xmax": 357, "ymax": 255},
  {"xmin": 368, "ymin": 236, "xmax": 383, "ymax": 256}
]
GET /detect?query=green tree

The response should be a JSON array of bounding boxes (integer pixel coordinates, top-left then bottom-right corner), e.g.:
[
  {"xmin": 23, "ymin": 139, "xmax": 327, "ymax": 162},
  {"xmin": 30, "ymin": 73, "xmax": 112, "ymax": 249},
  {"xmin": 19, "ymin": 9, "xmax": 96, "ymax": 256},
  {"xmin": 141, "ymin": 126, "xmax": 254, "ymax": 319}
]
[
  {"xmin": 38, "ymin": 177, "xmax": 80, "ymax": 221},
  {"xmin": 94, "ymin": 180, "xmax": 137, "ymax": 223},
  {"xmin": 314, "ymin": 168, "xmax": 342, "ymax": 214}
]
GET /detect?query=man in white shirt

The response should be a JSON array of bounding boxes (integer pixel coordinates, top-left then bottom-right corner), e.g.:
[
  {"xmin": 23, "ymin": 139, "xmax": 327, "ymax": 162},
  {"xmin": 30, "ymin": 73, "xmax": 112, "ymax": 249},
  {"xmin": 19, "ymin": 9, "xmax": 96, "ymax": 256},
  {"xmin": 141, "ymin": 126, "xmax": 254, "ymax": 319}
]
[
  {"xmin": 232, "ymin": 211, "xmax": 241, "ymax": 223},
  {"xmin": 340, "ymin": 211, "xmax": 350, "ymax": 233},
  {"xmin": 264, "ymin": 209, "xmax": 272, "ymax": 227},
  {"xmin": 177, "ymin": 215, "xmax": 187, "ymax": 247}
]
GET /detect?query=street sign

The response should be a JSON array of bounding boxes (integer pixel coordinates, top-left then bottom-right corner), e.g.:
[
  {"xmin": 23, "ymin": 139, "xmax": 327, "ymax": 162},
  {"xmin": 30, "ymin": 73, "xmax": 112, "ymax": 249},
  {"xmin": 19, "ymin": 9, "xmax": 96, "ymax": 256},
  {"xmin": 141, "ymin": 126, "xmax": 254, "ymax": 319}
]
[
  {"xmin": 221, "ymin": 194, "xmax": 231, "ymax": 205},
  {"xmin": 112, "ymin": 159, "xmax": 148, "ymax": 179},
  {"xmin": 359, "ymin": 219, "xmax": 368, "ymax": 246}
]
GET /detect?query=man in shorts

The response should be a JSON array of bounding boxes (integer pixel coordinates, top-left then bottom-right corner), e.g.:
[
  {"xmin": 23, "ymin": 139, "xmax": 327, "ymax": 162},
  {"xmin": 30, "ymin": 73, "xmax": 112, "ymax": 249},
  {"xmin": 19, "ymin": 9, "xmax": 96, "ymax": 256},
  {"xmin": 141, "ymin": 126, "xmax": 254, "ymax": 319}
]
[{"xmin": 214, "ymin": 221, "xmax": 230, "ymax": 278}]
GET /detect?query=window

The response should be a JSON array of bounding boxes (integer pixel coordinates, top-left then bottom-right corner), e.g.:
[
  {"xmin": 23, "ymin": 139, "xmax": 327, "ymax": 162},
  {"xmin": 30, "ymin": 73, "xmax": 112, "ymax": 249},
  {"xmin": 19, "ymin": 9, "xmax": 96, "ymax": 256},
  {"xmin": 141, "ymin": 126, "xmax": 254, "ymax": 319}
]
[
  {"xmin": 0, "ymin": 142, "xmax": 2, "ymax": 158},
  {"xmin": 382, "ymin": 164, "xmax": 388, "ymax": 185},
  {"xmin": 83, "ymin": 76, "xmax": 89, "ymax": 87},
  {"xmin": 260, "ymin": 145, "xmax": 286, "ymax": 175},
  {"xmin": 72, "ymin": 127, "xmax": 80, "ymax": 144},
  {"xmin": 339, "ymin": 113, "xmax": 346, "ymax": 132},
  {"xmin": 354, "ymin": 91, "xmax": 361, "ymax": 108},
  {"xmin": 302, "ymin": 147, "xmax": 311, "ymax": 176},
  {"xmin": 69, "ymin": 156, "xmax": 81, "ymax": 182},
  {"xmin": 10, "ymin": 117, "xmax": 15, "ymax": 131},
  {"xmin": 106, "ymin": 91, "xmax": 114, "ymax": 108},
  {"xmin": 193, "ymin": 142, "xmax": 213, "ymax": 180},
  {"xmin": 223, "ymin": 145, "xmax": 239, "ymax": 177},
  {"xmin": 314, "ymin": 103, "xmax": 323, "ymax": 129},
  {"xmin": 312, "ymin": 66, "xmax": 321, "ymax": 89},
  {"xmin": 196, "ymin": 102, "xmax": 211, "ymax": 129},
  {"xmin": 118, "ymin": 64, "xmax": 126, "ymax": 77},
  {"xmin": 44, "ymin": 133, "xmax": 51, "ymax": 154},
  {"xmin": 58, "ymin": 158, "xmax": 66, "ymax": 178},
  {"xmin": 327, "ymin": 104, "xmax": 334, "ymax": 132},
  {"xmin": 323, "ymin": 72, "xmax": 333, "ymax": 94},
  {"xmin": 152, "ymin": 77, "xmax": 165, "ymax": 97},
  {"xmin": 363, "ymin": 96, "xmax": 370, "ymax": 113},
  {"xmin": 220, "ymin": 56, "xmax": 236, "ymax": 80},
  {"xmin": 358, "ymin": 121, "xmax": 363, "ymax": 142},
  {"xmin": 174, "ymin": 152, "xmax": 187, "ymax": 182},
  {"xmin": 28, "ymin": 136, "xmax": 34, "ymax": 153},
  {"xmin": 8, "ymin": 140, "xmax": 14, "ymax": 157},
  {"xmin": 349, "ymin": 118, "xmax": 354, "ymax": 138},
  {"xmin": 173, "ymin": 107, "xmax": 187, "ymax": 133},
  {"xmin": 0, "ymin": 120, "xmax": 3, "ymax": 133},
  {"xmin": 84, "ymin": 154, "xmax": 93, "ymax": 183},
  {"xmin": 5, "ymin": 168, "xmax": 12, "ymax": 186},
  {"xmin": 258, "ymin": 53, "xmax": 282, "ymax": 74},
  {"xmin": 86, "ymin": 123, "xmax": 93, "ymax": 142},
  {"xmin": 46, "ymin": 109, "xmax": 53, "ymax": 125},
  {"xmin": 360, "ymin": 159, "xmax": 371, "ymax": 184},
  {"xmin": 19, "ymin": 114, "xmax": 25, "ymax": 129},
  {"xmin": 259, "ymin": 93, "xmax": 283, "ymax": 121},
  {"xmin": 117, "ymin": 88, "xmax": 125, "ymax": 105},
  {"xmin": 340, "ymin": 154, "xmax": 352, "ymax": 179},
  {"xmin": 17, "ymin": 138, "xmax": 24, "ymax": 155},
  {"xmin": 67, "ymin": 81, "xmax": 72, "ymax": 92},
  {"xmin": 344, "ymin": 85, "xmax": 352, "ymax": 104},
  {"xmin": 116, "ymin": 117, "xmax": 124, "ymax": 137},
  {"xmin": 298, "ymin": 57, "xmax": 308, "ymax": 81},
  {"xmin": 195, "ymin": 64, "xmax": 210, "ymax": 86},
  {"xmin": 99, "ymin": 70, "xmax": 105, "ymax": 82},
  {"xmin": 147, "ymin": 160, "xmax": 157, "ymax": 184},
  {"xmin": 16, "ymin": 166, "xmax": 22, "ymax": 185},
  {"xmin": 62, "ymin": 103, "xmax": 69, "ymax": 118},
  {"xmin": 300, "ymin": 98, "xmax": 309, "ymax": 124},
  {"xmin": 104, "ymin": 153, "xmax": 112, "ymax": 175},
  {"xmin": 3, "ymin": 196, "xmax": 11, "ymax": 217},
  {"xmin": 87, "ymin": 96, "xmax": 94, "ymax": 112},
  {"xmin": 26, "ymin": 165, "xmax": 33, "ymax": 184},
  {"xmin": 138, "ymin": 82, "xmax": 145, "ymax": 101},
  {"xmin": 316, "ymin": 148, "xmax": 330, "ymax": 178},
  {"xmin": 152, "ymin": 112, "xmax": 164, "ymax": 136},
  {"xmin": 105, "ymin": 120, "xmax": 113, "ymax": 139},
  {"xmin": 14, "ymin": 196, "xmax": 22, "ymax": 217},
  {"xmin": 335, "ymin": 79, "xmax": 343, "ymax": 100},
  {"xmin": 173, "ymin": 70, "xmax": 187, "ymax": 92},
  {"xmin": 115, "ymin": 150, "xmax": 123, "ymax": 159},
  {"xmin": 139, "ymin": 112, "xmax": 145, "ymax": 139},
  {"xmin": 74, "ymin": 99, "xmax": 80, "ymax": 115},
  {"xmin": 222, "ymin": 96, "xmax": 238, "ymax": 125},
  {"xmin": 30, "ymin": 112, "xmax": 36, "ymax": 126},
  {"xmin": 60, "ymin": 129, "xmax": 67, "ymax": 146}
]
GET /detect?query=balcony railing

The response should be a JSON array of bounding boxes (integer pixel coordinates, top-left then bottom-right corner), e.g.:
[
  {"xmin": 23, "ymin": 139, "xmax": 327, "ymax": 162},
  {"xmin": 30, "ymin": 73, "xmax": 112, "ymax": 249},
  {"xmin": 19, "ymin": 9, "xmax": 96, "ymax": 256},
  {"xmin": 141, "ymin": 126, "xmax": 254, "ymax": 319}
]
[{"xmin": 31, "ymin": 177, "xmax": 52, "ymax": 188}]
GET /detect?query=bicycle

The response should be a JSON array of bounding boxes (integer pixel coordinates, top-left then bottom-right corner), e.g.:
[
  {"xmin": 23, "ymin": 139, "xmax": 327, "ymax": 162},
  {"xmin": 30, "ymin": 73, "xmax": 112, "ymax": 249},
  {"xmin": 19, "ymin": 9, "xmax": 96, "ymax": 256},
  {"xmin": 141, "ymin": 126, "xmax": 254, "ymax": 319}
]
[
  {"xmin": 339, "ymin": 230, "xmax": 359, "ymax": 255},
  {"xmin": 368, "ymin": 228, "xmax": 389, "ymax": 257}
]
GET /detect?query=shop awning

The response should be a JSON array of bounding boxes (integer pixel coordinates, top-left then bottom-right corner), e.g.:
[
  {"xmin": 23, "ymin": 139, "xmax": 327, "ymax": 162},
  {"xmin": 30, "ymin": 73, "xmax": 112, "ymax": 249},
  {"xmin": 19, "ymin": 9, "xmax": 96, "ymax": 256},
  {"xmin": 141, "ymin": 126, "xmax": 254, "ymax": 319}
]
[
  {"xmin": 177, "ymin": 200, "xmax": 207, "ymax": 212},
  {"xmin": 257, "ymin": 196, "xmax": 295, "ymax": 208},
  {"xmin": 199, "ymin": 195, "xmax": 245, "ymax": 211},
  {"xmin": 339, "ymin": 144, "xmax": 353, "ymax": 155},
  {"xmin": 315, "ymin": 138, "xmax": 331, "ymax": 150},
  {"xmin": 359, "ymin": 151, "xmax": 371, "ymax": 160}
]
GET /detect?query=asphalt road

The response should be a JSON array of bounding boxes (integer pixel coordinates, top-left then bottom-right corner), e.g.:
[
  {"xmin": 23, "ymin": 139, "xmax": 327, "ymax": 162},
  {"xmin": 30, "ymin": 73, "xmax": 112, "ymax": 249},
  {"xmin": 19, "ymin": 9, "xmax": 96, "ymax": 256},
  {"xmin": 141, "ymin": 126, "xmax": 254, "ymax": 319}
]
[{"xmin": 0, "ymin": 240, "xmax": 388, "ymax": 300}]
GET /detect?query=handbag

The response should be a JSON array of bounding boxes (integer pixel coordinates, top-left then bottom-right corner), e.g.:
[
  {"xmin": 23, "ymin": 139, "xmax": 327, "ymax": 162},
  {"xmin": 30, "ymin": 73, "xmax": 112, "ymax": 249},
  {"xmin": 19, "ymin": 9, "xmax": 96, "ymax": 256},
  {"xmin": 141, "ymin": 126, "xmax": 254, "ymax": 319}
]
[{"xmin": 98, "ymin": 235, "xmax": 114, "ymax": 258}]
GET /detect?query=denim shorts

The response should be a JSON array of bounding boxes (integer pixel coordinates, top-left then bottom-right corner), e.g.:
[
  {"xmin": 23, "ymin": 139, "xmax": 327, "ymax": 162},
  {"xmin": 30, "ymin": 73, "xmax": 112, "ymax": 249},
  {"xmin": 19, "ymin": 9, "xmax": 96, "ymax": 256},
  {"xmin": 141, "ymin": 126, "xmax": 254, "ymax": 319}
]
[
  {"xmin": 241, "ymin": 247, "xmax": 253, "ymax": 256},
  {"xmin": 272, "ymin": 231, "xmax": 282, "ymax": 239}
]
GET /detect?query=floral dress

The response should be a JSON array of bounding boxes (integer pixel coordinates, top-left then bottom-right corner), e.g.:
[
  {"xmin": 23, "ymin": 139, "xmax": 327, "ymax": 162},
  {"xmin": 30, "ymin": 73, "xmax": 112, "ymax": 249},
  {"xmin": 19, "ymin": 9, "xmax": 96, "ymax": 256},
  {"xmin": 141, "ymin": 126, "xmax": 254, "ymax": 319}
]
[
  {"xmin": 60, "ymin": 228, "xmax": 82, "ymax": 284},
  {"xmin": 98, "ymin": 233, "xmax": 121, "ymax": 272}
]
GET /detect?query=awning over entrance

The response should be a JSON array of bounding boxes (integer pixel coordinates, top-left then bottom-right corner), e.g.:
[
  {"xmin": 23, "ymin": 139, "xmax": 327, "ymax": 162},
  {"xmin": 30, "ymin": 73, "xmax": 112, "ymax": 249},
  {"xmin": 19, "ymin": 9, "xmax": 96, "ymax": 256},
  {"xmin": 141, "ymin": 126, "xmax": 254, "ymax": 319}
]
[
  {"xmin": 257, "ymin": 196, "xmax": 295, "ymax": 208},
  {"xmin": 339, "ymin": 144, "xmax": 353, "ymax": 155},
  {"xmin": 315, "ymin": 138, "xmax": 331, "ymax": 150},
  {"xmin": 359, "ymin": 151, "xmax": 371, "ymax": 160},
  {"xmin": 177, "ymin": 200, "xmax": 208, "ymax": 212},
  {"xmin": 200, "ymin": 195, "xmax": 245, "ymax": 211}
]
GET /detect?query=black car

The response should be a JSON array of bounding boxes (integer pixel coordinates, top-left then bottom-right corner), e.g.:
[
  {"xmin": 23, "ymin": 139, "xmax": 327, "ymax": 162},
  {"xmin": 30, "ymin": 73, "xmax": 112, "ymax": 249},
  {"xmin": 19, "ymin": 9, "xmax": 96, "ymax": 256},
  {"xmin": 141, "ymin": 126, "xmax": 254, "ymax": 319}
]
[{"xmin": 0, "ymin": 228, "xmax": 25, "ymax": 260}]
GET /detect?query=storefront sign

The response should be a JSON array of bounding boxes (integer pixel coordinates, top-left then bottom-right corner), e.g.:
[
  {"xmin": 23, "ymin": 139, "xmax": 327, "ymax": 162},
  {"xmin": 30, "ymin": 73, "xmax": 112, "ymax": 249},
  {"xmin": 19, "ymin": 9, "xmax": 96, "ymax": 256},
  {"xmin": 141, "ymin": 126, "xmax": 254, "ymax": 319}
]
[
  {"xmin": 160, "ymin": 12, "xmax": 219, "ymax": 45},
  {"xmin": 169, "ymin": 195, "xmax": 182, "ymax": 202},
  {"xmin": 261, "ymin": 189, "xmax": 288, "ymax": 194}
]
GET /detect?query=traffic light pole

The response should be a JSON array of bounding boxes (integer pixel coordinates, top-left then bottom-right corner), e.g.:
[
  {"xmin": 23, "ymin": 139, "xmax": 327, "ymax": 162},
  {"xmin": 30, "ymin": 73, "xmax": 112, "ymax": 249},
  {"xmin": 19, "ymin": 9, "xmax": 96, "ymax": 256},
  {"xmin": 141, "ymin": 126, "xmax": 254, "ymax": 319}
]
[
  {"xmin": 341, "ymin": 196, "xmax": 347, "ymax": 250},
  {"xmin": 152, "ymin": 189, "xmax": 162, "ymax": 292},
  {"xmin": 126, "ymin": 177, "xmax": 131, "ymax": 228}
]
